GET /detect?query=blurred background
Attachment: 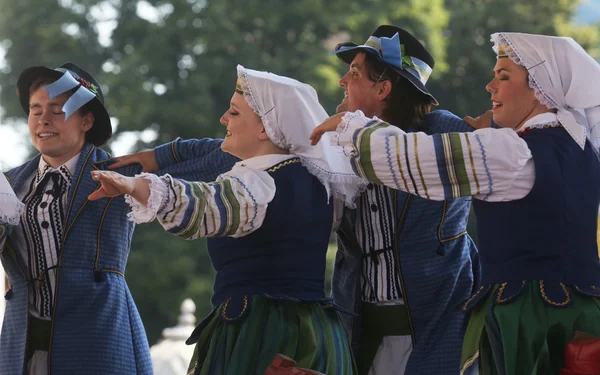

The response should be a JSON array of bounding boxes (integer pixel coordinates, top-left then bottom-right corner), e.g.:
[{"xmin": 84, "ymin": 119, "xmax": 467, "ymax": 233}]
[{"xmin": 0, "ymin": 0, "xmax": 598, "ymax": 346}]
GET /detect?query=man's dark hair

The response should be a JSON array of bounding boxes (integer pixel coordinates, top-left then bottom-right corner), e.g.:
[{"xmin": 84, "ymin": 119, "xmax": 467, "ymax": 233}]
[{"xmin": 363, "ymin": 53, "xmax": 433, "ymax": 132}]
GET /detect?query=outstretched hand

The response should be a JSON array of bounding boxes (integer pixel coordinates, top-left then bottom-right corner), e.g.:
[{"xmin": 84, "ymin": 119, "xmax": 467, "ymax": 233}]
[
  {"xmin": 309, "ymin": 112, "xmax": 345, "ymax": 146},
  {"xmin": 108, "ymin": 150, "xmax": 159, "ymax": 173},
  {"xmin": 88, "ymin": 170, "xmax": 137, "ymax": 201},
  {"xmin": 464, "ymin": 110, "xmax": 494, "ymax": 129}
]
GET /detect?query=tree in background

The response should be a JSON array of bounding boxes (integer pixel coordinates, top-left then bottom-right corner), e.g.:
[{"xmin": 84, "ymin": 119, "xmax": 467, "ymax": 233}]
[{"xmin": 0, "ymin": 0, "xmax": 596, "ymax": 344}]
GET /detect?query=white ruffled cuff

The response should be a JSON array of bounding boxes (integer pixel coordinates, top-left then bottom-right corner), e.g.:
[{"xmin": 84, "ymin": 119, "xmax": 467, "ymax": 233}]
[
  {"xmin": 330, "ymin": 110, "xmax": 373, "ymax": 157},
  {"xmin": 125, "ymin": 173, "xmax": 170, "ymax": 224},
  {"xmin": 0, "ymin": 193, "xmax": 24, "ymax": 225}
]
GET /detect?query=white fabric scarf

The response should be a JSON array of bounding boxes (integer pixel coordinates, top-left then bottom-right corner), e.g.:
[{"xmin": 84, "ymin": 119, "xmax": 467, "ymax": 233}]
[
  {"xmin": 0, "ymin": 171, "xmax": 23, "ymax": 225},
  {"xmin": 236, "ymin": 65, "xmax": 366, "ymax": 207},
  {"xmin": 491, "ymin": 32, "xmax": 600, "ymax": 155}
]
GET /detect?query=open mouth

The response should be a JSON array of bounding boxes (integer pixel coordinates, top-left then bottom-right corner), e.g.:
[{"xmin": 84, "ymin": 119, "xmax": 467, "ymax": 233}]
[
  {"xmin": 492, "ymin": 101, "xmax": 503, "ymax": 110},
  {"xmin": 37, "ymin": 132, "xmax": 59, "ymax": 139},
  {"xmin": 225, "ymin": 130, "xmax": 232, "ymax": 137}
]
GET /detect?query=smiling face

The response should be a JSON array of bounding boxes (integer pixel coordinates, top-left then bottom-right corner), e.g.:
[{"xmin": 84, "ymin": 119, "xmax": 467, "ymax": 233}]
[
  {"xmin": 219, "ymin": 92, "xmax": 268, "ymax": 160},
  {"xmin": 28, "ymin": 86, "xmax": 94, "ymax": 168},
  {"xmin": 486, "ymin": 57, "xmax": 550, "ymax": 129},
  {"xmin": 338, "ymin": 52, "xmax": 386, "ymax": 117}
]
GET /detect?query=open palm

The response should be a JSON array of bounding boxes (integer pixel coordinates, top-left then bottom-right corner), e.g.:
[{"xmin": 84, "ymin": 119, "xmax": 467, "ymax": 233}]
[{"xmin": 89, "ymin": 171, "xmax": 135, "ymax": 201}]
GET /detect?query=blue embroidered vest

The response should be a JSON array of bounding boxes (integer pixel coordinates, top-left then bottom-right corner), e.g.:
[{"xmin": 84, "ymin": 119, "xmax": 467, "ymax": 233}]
[
  {"xmin": 206, "ymin": 158, "xmax": 333, "ymax": 310},
  {"xmin": 468, "ymin": 127, "xmax": 600, "ymax": 307}
]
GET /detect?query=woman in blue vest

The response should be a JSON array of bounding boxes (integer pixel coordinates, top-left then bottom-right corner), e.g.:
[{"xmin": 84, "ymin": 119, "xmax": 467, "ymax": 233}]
[
  {"xmin": 88, "ymin": 65, "xmax": 364, "ymax": 375},
  {"xmin": 311, "ymin": 32, "xmax": 600, "ymax": 374}
]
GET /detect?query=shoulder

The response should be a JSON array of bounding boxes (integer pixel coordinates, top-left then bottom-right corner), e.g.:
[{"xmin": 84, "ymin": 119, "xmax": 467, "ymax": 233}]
[
  {"xmin": 425, "ymin": 109, "xmax": 462, "ymax": 123},
  {"xmin": 424, "ymin": 110, "xmax": 469, "ymax": 134}
]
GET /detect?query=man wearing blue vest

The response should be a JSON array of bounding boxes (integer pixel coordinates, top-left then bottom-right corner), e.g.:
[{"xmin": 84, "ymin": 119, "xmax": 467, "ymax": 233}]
[
  {"xmin": 0, "ymin": 62, "xmax": 238, "ymax": 374},
  {"xmin": 324, "ymin": 25, "xmax": 479, "ymax": 374}
]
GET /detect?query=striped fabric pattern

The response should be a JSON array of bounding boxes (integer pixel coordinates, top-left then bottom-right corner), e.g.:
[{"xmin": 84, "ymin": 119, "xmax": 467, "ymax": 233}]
[
  {"xmin": 18, "ymin": 166, "xmax": 71, "ymax": 318},
  {"xmin": 339, "ymin": 112, "xmax": 532, "ymax": 202},
  {"xmin": 189, "ymin": 296, "xmax": 356, "ymax": 375},
  {"xmin": 355, "ymin": 184, "xmax": 404, "ymax": 303},
  {"xmin": 129, "ymin": 164, "xmax": 276, "ymax": 240}
]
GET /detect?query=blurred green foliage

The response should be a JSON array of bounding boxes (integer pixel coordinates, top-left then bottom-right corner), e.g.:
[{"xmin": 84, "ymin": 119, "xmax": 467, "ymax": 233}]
[{"xmin": 0, "ymin": 0, "xmax": 596, "ymax": 344}]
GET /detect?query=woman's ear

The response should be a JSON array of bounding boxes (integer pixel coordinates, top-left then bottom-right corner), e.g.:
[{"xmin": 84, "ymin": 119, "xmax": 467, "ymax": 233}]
[{"xmin": 258, "ymin": 126, "xmax": 270, "ymax": 141}]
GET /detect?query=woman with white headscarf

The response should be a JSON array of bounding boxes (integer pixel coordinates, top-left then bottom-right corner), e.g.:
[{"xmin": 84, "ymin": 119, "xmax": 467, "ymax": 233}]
[
  {"xmin": 311, "ymin": 33, "xmax": 600, "ymax": 374},
  {"xmin": 87, "ymin": 65, "xmax": 363, "ymax": 375}
]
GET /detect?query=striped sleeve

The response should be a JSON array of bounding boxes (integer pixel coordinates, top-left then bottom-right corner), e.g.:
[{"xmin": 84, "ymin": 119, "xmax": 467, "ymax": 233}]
[
  {"xmin": 126, "ymin": 168, "xmax": 275, "ymax": 239},
  {"xmin": 334, "ymin": 111, "xmax": 533, "ymax": 202}
]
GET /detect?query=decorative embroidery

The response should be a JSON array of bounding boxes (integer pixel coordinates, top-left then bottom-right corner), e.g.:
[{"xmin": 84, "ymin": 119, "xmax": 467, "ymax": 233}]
[
  {"xmin": 266, "ymin": 158, "xmax": 301, "ymax": 173},
  {"xmin": 517, "ymin": 123, "xmax": 561, "ymax": 137},
  {"xmin": 475, "ymin": 133, "xmax": 493, "ymax": 200},
  {"xmin": 539, "ymin": 280, "xmax": 571, "ymax": 306},
  {"xmin": 385, "ymin": 135, "xmax": 401, "ymax": 190},
  {"xmin": 461, "ymin": 285, "xmax": 488, "ymax": 311},
  {"xmin": 496, "ymin": 280, "xmax": 527, "ymax": 303},
  {"xmin": 220, "ymin": 296, "xmax": 249, "ymax": 321}
]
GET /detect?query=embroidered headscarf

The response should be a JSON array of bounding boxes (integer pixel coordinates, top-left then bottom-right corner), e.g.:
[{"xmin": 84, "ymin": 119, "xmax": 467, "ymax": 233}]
[
  {"xmin": 491, "ymin": 32, "xmax": 600, "ymax": 155},
  {"xmin": 235, "ymin": 65, "xmax": 366, "ymax": 207}
]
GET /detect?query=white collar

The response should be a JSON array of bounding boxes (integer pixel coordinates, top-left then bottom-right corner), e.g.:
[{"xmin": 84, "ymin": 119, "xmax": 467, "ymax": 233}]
[
  {"xmin": 37, "ymin": 153, "xmax": 81, "ymax": 186},
  {"xmin": 516, "ymin": 112, "xmax": 560, "ymax": 133},
  {"xmin": 231, "ymin": 154, "xmax": 296, "ymax": 172}
]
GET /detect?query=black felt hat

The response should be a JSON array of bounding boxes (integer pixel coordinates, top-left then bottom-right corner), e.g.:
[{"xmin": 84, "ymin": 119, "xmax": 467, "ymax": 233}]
[
  {"xmin": 17, "ymin": 62, "xmax": 111, "ymax": 146},
  {"xmin": 333, "ymin": 25, "xmax": 438, "ymax": 105}
]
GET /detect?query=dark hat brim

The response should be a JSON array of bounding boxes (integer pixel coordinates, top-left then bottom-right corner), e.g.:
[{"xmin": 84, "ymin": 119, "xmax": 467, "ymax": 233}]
[
  {"xmin": 333, "ymin": 43, "xmax": 439, "ymax": 106},
  {"xmin": 17, "ymin": 65, "xmax": 112, "ymax": 146}
]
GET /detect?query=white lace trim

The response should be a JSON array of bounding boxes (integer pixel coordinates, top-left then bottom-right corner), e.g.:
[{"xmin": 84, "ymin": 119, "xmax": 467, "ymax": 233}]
[
  {"xmin": 236, "ymin": 65, "xmax": 285, "ymax": 150},
  {"xmin": 299, "ymin": 157, "xmax": 366, "ymax": 209},
  {"xmin": 335, "ymin": 111, "xmax": 367, "ymax": 157},
  {"xmin": 125, "ymin": 173, "xmax": 169, "ymax": 224},
  {"xmin": 491, "ymin": 33, "xmax": 557, "ymax": 111},
  {"xmin": 0, "ymin": 193, "xmax": 24, "ymax": 225},
  {"xmin": 518, "ymin": 120, "xmax": 561, "ymax": 133}
]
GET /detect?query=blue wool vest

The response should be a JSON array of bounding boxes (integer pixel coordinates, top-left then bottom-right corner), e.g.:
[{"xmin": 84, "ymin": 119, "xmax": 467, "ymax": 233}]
[
  {"xmin": 206, "ymin": 158, "xmax": 333, "ymax": 308},
  {"xmin": 473, "ymin": 127, "xmax": 600, "ymax": 287}
]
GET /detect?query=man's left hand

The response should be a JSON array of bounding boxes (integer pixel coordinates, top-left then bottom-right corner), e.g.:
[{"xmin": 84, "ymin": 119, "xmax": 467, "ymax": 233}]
[
  {"xmin": 309, "ymin": 112, "xmax": 345, "ymax": 146},
  {"xmin": 108, "ymin": 150, "xmax": 159, "ymax": 172}
]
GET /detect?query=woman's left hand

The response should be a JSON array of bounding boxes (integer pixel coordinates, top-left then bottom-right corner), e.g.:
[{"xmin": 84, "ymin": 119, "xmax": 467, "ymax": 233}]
[{"xmin": 309, "ymin": 112, "xmax": 345, "ymax": 146}]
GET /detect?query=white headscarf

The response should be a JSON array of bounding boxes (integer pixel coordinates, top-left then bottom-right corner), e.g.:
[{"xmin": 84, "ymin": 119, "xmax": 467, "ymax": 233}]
[
  {"xmin": 491, "ymin": 32, "xmax": 600, "ymax": 155},
  {"xmin": 236, "ymin": 65, "xmax": 365, "ymax": 207},
  {"xmin": 0, "ymin": 172, "xmax": 23, "ymax": 225}
]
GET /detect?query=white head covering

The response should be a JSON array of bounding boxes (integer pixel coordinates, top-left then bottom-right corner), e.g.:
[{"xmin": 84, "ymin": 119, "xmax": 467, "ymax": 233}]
[
  {"xmin": 491, "ymin": 32, "xmax": 600, "ymax": 155},
  {"xmin": 236, "ymin": 65, "xmax": 365, "ymax": 207},
  {"xmin": 0, "ymin": 172, "xmax": 23, "ymax": 225}
]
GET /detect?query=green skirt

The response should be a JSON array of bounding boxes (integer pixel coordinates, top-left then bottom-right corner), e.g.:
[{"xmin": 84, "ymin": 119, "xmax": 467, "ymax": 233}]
[
  {"xmin": 188, "ymin": 296, "xmax": 357, "ymax": 375},
  {"xmin": 460, "ymin": 282, "xmax": 600, "ymax": 375}
]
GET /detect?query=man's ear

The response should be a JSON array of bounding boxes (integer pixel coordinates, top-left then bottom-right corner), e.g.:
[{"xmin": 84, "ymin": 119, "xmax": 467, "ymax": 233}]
[
  {"xmin": 82, "ymin": 111, "xmax": 95, "ymax": 133},
  {"xmin": 377, "ymin": 80, "xmax": 393, "ymax": 101},
  {"xmin": 258, "ymin": 127, "xmax": 270, "ymax": 141}
]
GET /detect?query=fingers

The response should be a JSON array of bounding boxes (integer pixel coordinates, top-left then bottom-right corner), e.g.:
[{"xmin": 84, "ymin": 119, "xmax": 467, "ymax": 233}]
[
  {"xmin": 88, "ymin": 187, "xmax": 107, "ymax": 201},
  {"xmin": 309, "ymin": 127, "xmax": 325, "ymax": 146},
  {"xmin": 463, "ymin": 116, "xmax": 477, "ymax": 128},
  {"xmin": 91, "ymin": 170, "xmax": 121, "ymax": 184},
  {"xmin": 464, "ymin": 111, "xmax": 494, "ymax": 129}
]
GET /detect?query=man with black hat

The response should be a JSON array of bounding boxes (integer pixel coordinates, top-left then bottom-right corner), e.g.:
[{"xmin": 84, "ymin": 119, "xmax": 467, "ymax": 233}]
[
  {"xmin": 310, "ymin": 25, "xmax": 479, "ymax": 375},
  {"xmin": 0, "ymin": 63, "xmax": 237, "ymax": 374}
]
